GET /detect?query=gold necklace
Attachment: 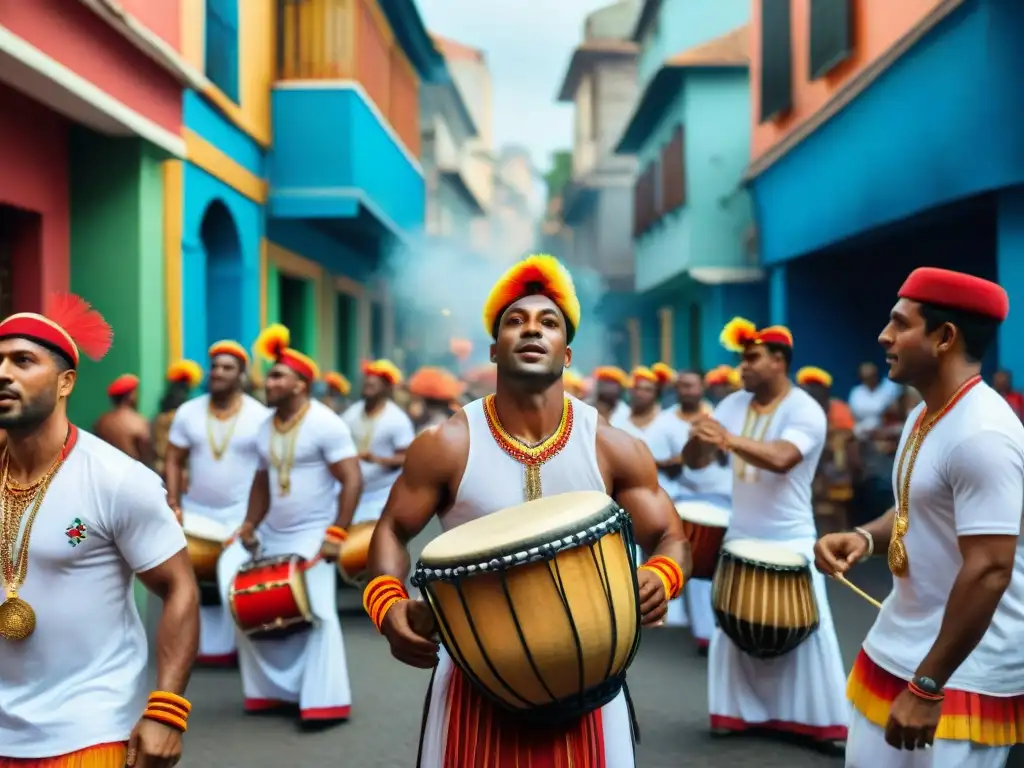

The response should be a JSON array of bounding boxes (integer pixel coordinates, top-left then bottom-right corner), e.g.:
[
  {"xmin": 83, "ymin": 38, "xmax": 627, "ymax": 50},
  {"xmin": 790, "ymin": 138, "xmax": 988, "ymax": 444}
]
[
  {"xmin": 482, "ymin": 396, "xmax": 574, "ymax": 501},
  {"xmin": 889, "ymin": 375, "xmax": 981, "ymax": 577},
  {"xmin": 732, "ymin": 396, "xmax": 783, "ymax": 483},
  {"xmin": 206, "ymin": 396, "xmax": 243, "ymax": 461},
  {"xmin": 269, "ymin": 403, "xmax": 309, "ymax": 495},
  {"xmin": 355, "ymin": 402, "xmax": 384, "ymax": 455},
  {"xmin": 0, "ymin": 447, "xmax": 69, "ymax": 641}
]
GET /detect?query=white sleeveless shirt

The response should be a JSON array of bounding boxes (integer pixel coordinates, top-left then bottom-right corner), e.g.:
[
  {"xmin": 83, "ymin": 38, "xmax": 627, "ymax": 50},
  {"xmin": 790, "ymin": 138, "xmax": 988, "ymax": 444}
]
[{"xmin": 443, "ymin": 395, "xmax": 607, "ymax": 532}]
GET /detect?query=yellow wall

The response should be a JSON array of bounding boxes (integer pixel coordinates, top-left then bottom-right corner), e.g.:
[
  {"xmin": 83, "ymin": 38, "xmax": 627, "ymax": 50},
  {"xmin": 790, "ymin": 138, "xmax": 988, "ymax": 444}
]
[
  {"xmin": 181, "ymin": 0, "xmax": 275, "ymax": 146},
  {"xmin": 163, "ymin": 161, "xmax": 185, "ymax": 364},
  {"xmin": 658, "ymin": 307, "xmax": 673, "ymax": 366}
]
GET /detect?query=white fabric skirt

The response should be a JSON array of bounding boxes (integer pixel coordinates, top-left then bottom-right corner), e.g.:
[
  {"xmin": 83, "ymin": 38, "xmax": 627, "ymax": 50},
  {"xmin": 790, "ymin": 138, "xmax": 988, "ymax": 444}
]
[
  {"xmin": 846, "ymin": 709, "xmax": 1010, "ymax": 767},
  {"xmin": 686, "ymin": 578, "xmax": 715, "ymax": 645}
]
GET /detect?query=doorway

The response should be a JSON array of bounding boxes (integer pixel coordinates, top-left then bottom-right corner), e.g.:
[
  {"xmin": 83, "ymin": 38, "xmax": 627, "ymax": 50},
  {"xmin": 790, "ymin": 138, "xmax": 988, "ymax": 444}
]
[
  {"xmin": 200, "ymin": 200, "xmax": 243, "ymax": 346},
  {"xmin": 0, "ymin": 205, "xmax": 39, "ymax": 317},
  {"xmin": 279, "ymin": 274, "xmax": 309, "ymax": 352},
  {"xmin": 335, "ymin": 292, "xmax": 356, "ymax": 377}
]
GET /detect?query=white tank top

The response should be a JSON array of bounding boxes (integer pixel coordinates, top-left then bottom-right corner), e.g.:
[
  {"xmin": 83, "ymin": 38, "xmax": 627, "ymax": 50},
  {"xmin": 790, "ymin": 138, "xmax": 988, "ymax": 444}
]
[{"xmin": 443, "ymin": 395, "xmax": 607, "ymax": 532}]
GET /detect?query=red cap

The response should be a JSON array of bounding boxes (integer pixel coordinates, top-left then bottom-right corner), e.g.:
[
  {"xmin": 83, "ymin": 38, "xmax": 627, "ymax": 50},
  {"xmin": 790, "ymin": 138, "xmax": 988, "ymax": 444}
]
[
  {"xmin": 899, "ymin": 268, "xmax": 1009, "ymax": 321},
  {"xmin": 0, "ymin": 294, "xmax": 112, "ymax": 366},
  {"xmin": 106, "ymin": 374, "xmax": 139, "ymax": 398}
]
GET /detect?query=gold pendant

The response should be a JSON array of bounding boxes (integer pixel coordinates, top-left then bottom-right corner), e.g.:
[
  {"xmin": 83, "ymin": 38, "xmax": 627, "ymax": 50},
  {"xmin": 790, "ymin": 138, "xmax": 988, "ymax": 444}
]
[
  {"xmin": 0, "ymin": 590, "xmax": 36, "ymax": 641},
  {"xmin": 279, "ymin": 475, "xmax": 290, "ymax": 496},
  {"xmin": 524, "ymin": 464, "xmax": 542, "ymax": 502},
  {"xmin": 895, "ymin": 516, "xmax": 909, "ymax": 536},
  {"xmin": 888, "ymin": 537, "xmax": 908, "ymax": 577}
]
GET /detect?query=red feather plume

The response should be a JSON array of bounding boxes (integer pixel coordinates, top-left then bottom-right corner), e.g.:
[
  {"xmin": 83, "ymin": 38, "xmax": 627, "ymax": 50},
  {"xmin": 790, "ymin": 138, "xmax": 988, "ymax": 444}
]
[{"xmin": 44, "ymin": 293, "xmax": 113, "ymax": 361}]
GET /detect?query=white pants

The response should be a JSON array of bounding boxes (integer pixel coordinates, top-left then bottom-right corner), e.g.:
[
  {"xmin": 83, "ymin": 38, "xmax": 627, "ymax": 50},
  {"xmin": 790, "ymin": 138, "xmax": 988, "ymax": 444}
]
[
  {"xmin": 846, "ymin": 709, "xmax": 1010, "ymax": 767},
  {"xmin": 686, "ymin": 578, "xmax": 715, "ymax": 644},
  {"xmin": 418, "ymin": 650, "xmax": 635, "ymax": 768},
  {"xmin": 708, "ymin": 537, "xmax": 849, "ymax": 740},
  {"xmin": 198, "ymin": 543, "xmax": 249, "ymax": 662},
  {"xmin": 221, "ymin": 541, "xmax": 353, "ymax": 720}
]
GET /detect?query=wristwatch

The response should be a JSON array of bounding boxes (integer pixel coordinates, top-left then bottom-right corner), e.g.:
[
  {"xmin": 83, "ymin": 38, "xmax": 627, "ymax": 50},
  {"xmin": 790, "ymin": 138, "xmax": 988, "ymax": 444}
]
[{"xmin": 911, "ymin": 675, "xmax": 942, "ymax": 696}]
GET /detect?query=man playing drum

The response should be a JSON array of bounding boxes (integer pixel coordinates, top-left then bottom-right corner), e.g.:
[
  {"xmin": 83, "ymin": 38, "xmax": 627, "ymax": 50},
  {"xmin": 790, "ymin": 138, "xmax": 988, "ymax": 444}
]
[
  {"xmin": 364, "ymin": 253, "xmax": 690, "ymax": 768},
  {"xmin": 226, "ymin": 324, "xmax": 363, "ymax": 724},
  {"xmin": 683, "ymin": 317, "xmax": 848, "ymax": 753},
  {"xmin": 165, "ymin": 340, "xmax": 270, "ymax": 666},
  {"xmin": 0, "ymin": 295, "xmax": 199, "ymax": 767},
  {"xmin": 816, "ymin": 268, "xmax": 1024, "ymax": 768}
]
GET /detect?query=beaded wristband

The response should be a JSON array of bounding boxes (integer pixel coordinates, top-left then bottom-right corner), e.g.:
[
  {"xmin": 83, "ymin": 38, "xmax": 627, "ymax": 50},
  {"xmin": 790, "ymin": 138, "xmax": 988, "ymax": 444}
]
[
  {"xmin": 640, "ymin": 555, "xmax": 685, "ymax": 600},
  {"xmin": 143, "ymin": 708, "xmax": 188, "ymax": 733},
  {"xmin": 908, "ymin": 681, "xmax": 944, "ymax": 702},
  {"xmin": 143, "ymin": 691, "xmax": 191, "ymax": 733},
  {"xmin": 148, "ymin": 691, "xmax": 191, "ymax": 714},
  {"xmin": 363, "ymin": 575, "xmax": 409, "ymax": 632},
  {"xmin": 325, "ymin": 525, "xmax": 349, "ymax": 543}
]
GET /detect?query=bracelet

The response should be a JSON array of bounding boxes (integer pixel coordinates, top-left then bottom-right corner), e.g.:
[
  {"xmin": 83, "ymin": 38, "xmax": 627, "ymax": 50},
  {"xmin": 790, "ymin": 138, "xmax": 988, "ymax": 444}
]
[
  {"xmin": 907, "ymin": 681, "xmax": 944, "ymax": 702},
  {"xmin": 639, "ymin": 555, "xmax": 685, "ymax": 600},
  {"xmin": 363, "ymin": 575, "xmax": 409, "ymax": 633},
  {"xmin": 853, "ymin": 527, "xmax": 875, "ymax": 558},
  {"xmin": 325, "ymin": 525, "xmax": 348, "ymax": 544},
  {"xmin": 143, "ymin": 691, "xmax": 191, "ymax": 732}
]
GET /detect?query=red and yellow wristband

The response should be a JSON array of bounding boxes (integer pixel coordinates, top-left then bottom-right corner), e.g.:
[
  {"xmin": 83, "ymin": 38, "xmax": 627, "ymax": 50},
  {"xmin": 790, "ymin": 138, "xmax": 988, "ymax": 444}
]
[
  {"xmin": 143, "ymin": 690, "xmax": 191, "ymax": 733},
  {"xmin": 363, "ymin": 575, "xmax": 409, "ymax": 632},
  {"xmin": 325, "ymin": 525, "xmax": 349, "ymax": 544},
  {"xmin": 639, "ymin": 555, "xmax": 685, "ymax": 600}
]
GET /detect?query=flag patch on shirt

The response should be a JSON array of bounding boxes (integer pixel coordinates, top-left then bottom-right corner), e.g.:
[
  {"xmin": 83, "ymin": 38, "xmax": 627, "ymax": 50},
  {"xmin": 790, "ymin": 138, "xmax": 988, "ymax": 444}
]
[{"xmin": 65, "ymin": 518, "xmax": 87, "ymax": 546}]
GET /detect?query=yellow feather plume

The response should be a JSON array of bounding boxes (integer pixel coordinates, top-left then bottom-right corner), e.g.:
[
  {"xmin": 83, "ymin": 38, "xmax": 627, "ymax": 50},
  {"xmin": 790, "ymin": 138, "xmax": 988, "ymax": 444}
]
[
  {"xmin": 651, "ymin": 362, "xmax": 675, "ymax": 384},
  {"xmin": 166, "ymin": 359, "xmax": 203, "ymax": 388},
  {"xmin": 720, "ymin": 317, "xmax": 757, "ymax": 352},
  {"xmin": 482, "ymin": 254, "xmax": 581, "ymax": 341},
  {"xmin": 796, "ymin": 366, "xmax": 833, "ymax": 388},
  {"xmin": 324, "ymin": 372, "xmax": 351, "ymax": 396},
  {"xmin": 254, "ymin": 324, "xmax": 290, "ymax": 361}
]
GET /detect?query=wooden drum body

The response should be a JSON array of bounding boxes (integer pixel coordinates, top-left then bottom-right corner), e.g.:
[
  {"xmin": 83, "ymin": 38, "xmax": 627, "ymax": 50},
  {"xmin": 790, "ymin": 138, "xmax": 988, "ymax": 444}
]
[
  {"xmin": 228, "ymin": 555, "xmax": 315, "ymax": 640},
  {"xmin": 411, "ymin": 490, "xmax": 641, "ymax": 723},
  {"xmin": 711, "ymin": 539, "xmax": 819, "ymax": 659},
  {"xmin": 182, "ymin": 512, "xmax": 233, "ymax": 606},
  {"xmin": 675, "ymin": 501, "xmax": 729, "ymax": 580},
  {"xmin": 337, "ymin": 521, "xmax": 375, "ymax": 587}
]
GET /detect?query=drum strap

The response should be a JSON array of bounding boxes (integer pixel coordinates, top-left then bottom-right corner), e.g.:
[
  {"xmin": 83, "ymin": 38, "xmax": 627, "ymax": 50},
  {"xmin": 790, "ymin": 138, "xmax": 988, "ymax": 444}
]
[
  {"xmin": 415, "ymin": 666, "xmax": 438, "ymax": 768},
  {"xmin": 623, "ymin": 679, "xmax": 641, "ymax": 745}
]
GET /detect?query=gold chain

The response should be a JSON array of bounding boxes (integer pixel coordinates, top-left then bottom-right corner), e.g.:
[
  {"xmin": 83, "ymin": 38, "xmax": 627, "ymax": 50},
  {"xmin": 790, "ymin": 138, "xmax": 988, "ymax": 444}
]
[
  {"xmin": 889, "ymin": 375, "xmax": 981, "ymax": 577},
  {"xmin": 355, "ymin": 403, "xmax": 384, "ymax": 455},
  {"xmin": 732, "ymin": 398, "xmax": 781, "ymax": 483},
  {"xmin": 269, "ymin": 402, "xmax": 310, "ymax": 496},
  {"xmin": 206, "ymin": 396, "xmax": 243, "ymax": 461}
]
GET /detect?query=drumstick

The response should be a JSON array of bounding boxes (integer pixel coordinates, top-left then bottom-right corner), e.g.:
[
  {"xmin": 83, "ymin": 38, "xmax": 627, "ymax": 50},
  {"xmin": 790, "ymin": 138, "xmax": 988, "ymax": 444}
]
[{"xmin": 831, "ymin": 573, "xmax": 883, "ymax": 609}]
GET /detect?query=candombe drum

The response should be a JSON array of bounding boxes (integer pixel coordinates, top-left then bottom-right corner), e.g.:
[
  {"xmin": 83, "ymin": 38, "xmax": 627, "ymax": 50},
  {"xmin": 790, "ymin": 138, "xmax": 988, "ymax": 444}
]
[
  {"xmin": 411, "ymin": 490, "xmax": 641, "ymax": 722},
  {"xmin": 182, "ymin": 512, "xmax": 234, "ymax": 605},
  {"xmin": 337, "ymin": 521, "xmax": 375, "ymax": 587},
  {"xmin": 711, "ymin": 538, "xmax": 819, "ymax": 659},
  {"xmin": 228, "ymin": 555, "xmax": 315, "ymax": 640},
  {"xmin": 675, "ymin": 501, "xmax": 729, "ymax": 580}
]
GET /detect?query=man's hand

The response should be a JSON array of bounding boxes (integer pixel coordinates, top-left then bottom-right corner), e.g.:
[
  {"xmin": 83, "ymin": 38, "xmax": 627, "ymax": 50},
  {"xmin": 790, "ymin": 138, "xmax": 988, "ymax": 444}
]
[
  {"xmin": 381, "ymin": 599, "xmax": 439, "ymax": 669},
  {"xmin": 320, "ymin": 537, "xmax": 341, "ymax": 563},
  {"xmin": 238, "ymin": 522, "xmax": 259, "ymax": 554},
  {"xmin": 126, "ymin": 718, "xmax": 183, "ymax": 767},
  {"xmin": 691, "ymin": 418, "xmax": 729, "ymax": 448},
  {"xmin": 814, "ymin": 532, "xmax": 870, "ymax": 575},
  {"xmin": 637, "ymin": 568, "xmax": 668, "ymax": 627},
  {"xmin": 168, "ymin": 504, "xmax": 182, "ymax": 525},
  {"xmin": 885, "ymin": 688, "xmax": 942, "ymax": 750},
  {"xmin": 359, "ymin": 452, "xmax": 379, "ymax": 464}
]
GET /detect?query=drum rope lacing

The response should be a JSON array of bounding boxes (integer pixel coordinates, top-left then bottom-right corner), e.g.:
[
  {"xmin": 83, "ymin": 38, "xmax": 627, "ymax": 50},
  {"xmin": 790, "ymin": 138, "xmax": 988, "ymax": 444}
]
[{"xmin": 889, "ymin": 374, "xmax": 981, "ymax": 578}]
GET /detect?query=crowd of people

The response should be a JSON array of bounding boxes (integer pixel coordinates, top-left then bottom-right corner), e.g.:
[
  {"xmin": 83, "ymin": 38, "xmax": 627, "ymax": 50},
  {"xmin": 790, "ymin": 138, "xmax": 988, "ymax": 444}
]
[{"xmin": 0, "ymin": 254, "xmax": 1022, "ymax": 768}]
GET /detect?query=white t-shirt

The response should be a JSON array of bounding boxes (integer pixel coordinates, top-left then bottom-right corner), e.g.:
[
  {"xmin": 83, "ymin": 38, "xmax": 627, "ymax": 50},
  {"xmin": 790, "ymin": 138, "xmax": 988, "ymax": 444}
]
[
  {"xmin": 849, "ymin": 379, "xmax": 901, "ymax": 437},
  {"xmin": 168, "ymin": 394, "xmax": 270, "ymax": 524},
  {"xmin": 342, "ymin": 399, "xmax": 414, "ymax": 495},
  {"xmin": 712, "ymin": 387, "xmax": 826, "ymax": 540},
  {"xmin": 864, "ymin": 383, "xmax": 1024, "ymax": 695},
  {"xmin": 665, "ymin": 406, "xmax": 734, "ymax": 504},
  {"xmin": 615, "ymin": 409, "xmax": 686, "ymax": 500},
  {"xmin": 0, "ymin": 429, "xmax": 186, "ymax": 757},
  {"xmin": 257, "ymin": 399, "xmax": 358, "ymax": 557}
]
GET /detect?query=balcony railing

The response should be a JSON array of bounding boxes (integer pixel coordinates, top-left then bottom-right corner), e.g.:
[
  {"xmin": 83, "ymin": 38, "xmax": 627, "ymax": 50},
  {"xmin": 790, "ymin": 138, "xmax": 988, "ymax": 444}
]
[{"xmin": 276, "ymin": 0, "xmax": 421, "ymax": 157}]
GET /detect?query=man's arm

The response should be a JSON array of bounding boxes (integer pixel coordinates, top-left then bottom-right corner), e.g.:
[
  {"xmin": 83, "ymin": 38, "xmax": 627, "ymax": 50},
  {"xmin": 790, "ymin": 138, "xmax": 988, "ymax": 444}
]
[
  {"xmin": 681, "ymin": 435, "xmax": 717, "ymax": 470},
  {"xmin": 915, "ymin": 431, "xmax": 1022, "ymax": 688},
  {"xmin": 601, "ymin": 425, "xmax": 691, "ymax": 577},
  {"xmin": 135, "ymin": 420, "xmax": 155, "ymax": 470},
  {"xmin": 859, "ymin": 507, "xmax": 896, "ymax": 555},
  {"xmin": 136, "ymin": 551, "xmax": 199, "ymax": 695},
  {"xmin": 725, "ymin": 393, "xmax": 826, "ymax": 475},
  {"xmin": 241, "ymin": 470, "xmax": 271, "ymax": 530},
  {"xmin": 164, "ymin": 410, "xmax": 191, "ymax": 507},
  {"xmin": 328, "ymin": 457, "xmax": 363, "ymax": 529}
]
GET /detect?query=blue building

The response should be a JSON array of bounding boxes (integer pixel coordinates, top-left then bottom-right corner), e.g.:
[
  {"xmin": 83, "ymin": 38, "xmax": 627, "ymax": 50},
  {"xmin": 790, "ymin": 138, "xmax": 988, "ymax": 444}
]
[
  {"xmin": 748, "ymin": 0, "xmax": 1020, "ymax": 394},
  {"xmin": 615, "ymin": 0, "xmax": 766, "ymax": 371}
]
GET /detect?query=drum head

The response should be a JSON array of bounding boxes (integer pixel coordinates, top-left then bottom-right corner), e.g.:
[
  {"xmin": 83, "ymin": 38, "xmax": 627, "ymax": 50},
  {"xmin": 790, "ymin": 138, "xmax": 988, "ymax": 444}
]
[
  {"xmin": 723, "ymin": 538, "xmax": 807, "ymax": 568},
  {"xmin": 675, "ymin": 501, "xmax": 729, "ymax": 527},
  {"xmin": 182, "ymin": 512, "xmax": 234, "ymax": 543},
  {"xmin": 420, "ymin": 491, "xmax": 619, "ymax": 567}
]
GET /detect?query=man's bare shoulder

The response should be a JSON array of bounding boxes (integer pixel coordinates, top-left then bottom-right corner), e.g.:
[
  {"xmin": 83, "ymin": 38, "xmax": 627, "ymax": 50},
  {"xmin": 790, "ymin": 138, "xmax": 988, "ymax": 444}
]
[
  {"xmin": 596, "ymin": 419, "xmax": 646, "ymax": 460},
  {"xmin": 405, "ymin": 410, "xmax": 469, "ymax": 477}
]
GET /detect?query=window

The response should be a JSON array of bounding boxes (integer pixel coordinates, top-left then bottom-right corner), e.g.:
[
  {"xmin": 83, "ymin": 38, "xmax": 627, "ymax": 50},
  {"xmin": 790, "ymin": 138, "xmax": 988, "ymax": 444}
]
[
  {"xmin": 688, "ymin": 302, "xmax": 702, "ymax": 370},
  {"xmin": 335, "ymin": 293, "xmax": 356, "ymax": 378},
  {"xmin": 279, "ymin": 274, "xmax": 309, "ymax": 351},
  {"xmin": 809, "ymin": 0, "xmax": 853, "ymax": 79},
  {"xmin": 632, "ymin": 163, "xmax": 657, "ymax": 237},
  {"xmin": 370, "ymin": 301, "xmax": 385, "ymax": 359},
  {"xmin": 205, "ymin": 0, "xmax": 240, "ymax": 101},
  {"xmin": 760, "ymin": 0, "xmax": 792, "ymax": 122},
  {"xmin": 661, "ymin": 125, "xmax": 685, "ymax": 212}
]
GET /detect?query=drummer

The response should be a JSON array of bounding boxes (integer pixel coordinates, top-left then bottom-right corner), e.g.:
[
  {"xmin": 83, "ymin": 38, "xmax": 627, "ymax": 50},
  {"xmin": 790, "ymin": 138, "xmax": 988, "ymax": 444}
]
[
  {"xmin": 683, "ymin": 317, "xmax": 847, "ymax": 753},
  {"xmin": 164, "ymin": 340, "xmax": 270, "ymax": 666},
  {"xmin": 365, "ymin": 253, "xmax": 689, "ymax": 767},
  {"xmin": 321, "ymin": 371, "xmax": 351, "ymax": 414},
  {"xmin": 230, "ymin": 324, "xmax": 362, "ymax": 723},
  {"xmin": 342, "ymin": 360, "xmax": 415, "ymax": 524},
  {"xmin": 592, "ymin": 365, "xmax": 630, "ymax": 422},
  {"xmin": 407, "ymin": 367, "xmax": 463, "ymax": 433}
]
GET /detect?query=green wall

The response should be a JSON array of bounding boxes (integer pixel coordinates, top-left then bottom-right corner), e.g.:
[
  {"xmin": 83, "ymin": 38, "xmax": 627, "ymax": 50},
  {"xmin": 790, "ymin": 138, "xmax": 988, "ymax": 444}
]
[{"xmin": 68, "ymin": 128, "xmax": 167, "ymax": 426}]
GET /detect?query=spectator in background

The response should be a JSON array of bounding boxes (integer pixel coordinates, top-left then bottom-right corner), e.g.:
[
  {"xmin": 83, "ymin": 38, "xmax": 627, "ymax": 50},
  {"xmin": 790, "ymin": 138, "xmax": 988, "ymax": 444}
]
[
  {"xmin": 993, "ymin": 369, "xmax": 1024, "ymax": 419},
  {"xmin": 848, "ymin": 361, "xmax": 902, "ymax": 439},
  {"xmin": 853, "ymin": 387, "xmax": 921, "ymax": 526}
]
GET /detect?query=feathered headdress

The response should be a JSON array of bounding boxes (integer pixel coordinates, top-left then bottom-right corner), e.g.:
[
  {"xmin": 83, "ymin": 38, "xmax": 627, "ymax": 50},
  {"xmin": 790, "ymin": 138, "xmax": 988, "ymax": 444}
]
[
  {"xmin": 254, "ymin": 324, "xmax": 319, "ymax": 381},
  {"xmin": 630, "ymin": 366, "xmax": 658, "ymax": 388},
  {"xmin": 362, "ymin": 359, "xmax": 403, "ymax": 387},
  {"xmin": 651, "ymin": 362, "xmax": 676, "ymax": 385},
  {"xmin": 482, "ymin": 254, "xmax": 581, "ymax": 342},
  {"xmin": 720, "ymin": 317, "xmax": 793, "ymax": 352},
  {"xmin": 0, "ymin": 293, "xmax": 113, "ymax": 366},
  {"xmin": 796, "ymin": 366, "xmax": 833, "ymax": 388},
  {"xmin": 704, "ymin": 365, "xmax": 741, "ymax": 388},
  {"xmin": 106, "ymin": 373, "xmax": 139, "ymax": 398},
  {"xmin": 323, "ymin": 372, "xmax": 351, "ymax": 396},
  {"xmin": 209, "ymin": 339, "xmax": 250, "ymax": 366},
  {"xmin": 166, "ymin": 359, "xmax": 203, "ymax": 388},
  {"xmin": 408, "ymin": 367, "xmax": 464, "ymax": 401},
  {"xmin": 592, "ymin": 365, "xmax": 630, "ymax": 388}
]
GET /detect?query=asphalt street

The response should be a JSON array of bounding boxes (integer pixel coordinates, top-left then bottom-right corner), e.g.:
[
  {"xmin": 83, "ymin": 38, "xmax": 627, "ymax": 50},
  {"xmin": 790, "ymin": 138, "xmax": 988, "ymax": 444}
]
[{"xmin": 175, "ymin": 524, "xmax": 1024, "ymax": 767}]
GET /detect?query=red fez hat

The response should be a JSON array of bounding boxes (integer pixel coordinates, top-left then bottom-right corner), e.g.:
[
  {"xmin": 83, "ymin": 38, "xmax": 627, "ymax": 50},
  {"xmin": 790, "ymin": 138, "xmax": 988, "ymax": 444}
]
[
  {"xmin": 899, "ymin": 268, "xmax": 1009, "ymax": 321},
  {"xmin": 209, "ymin": 340, "xmax": 250, "ymax": 366},
  {"xmin": 0, "ymin": 293, "xmax": 112, "ymax": 367},
  {"xmin": 107, "ymin": 373, "xmax": 139, "ymax": 398}
]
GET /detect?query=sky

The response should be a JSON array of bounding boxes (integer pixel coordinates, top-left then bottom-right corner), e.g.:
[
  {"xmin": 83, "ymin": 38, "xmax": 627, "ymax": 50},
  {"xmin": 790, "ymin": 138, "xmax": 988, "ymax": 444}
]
[{"xmin": 417, "ymin": 0, "xmax": 617, "ymax": 177}]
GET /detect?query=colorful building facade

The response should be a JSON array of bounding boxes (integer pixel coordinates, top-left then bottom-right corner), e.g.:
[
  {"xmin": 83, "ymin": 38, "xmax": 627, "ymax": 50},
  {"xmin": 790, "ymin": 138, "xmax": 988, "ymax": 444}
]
[
  {"xmin": 748, "ymin": 0, "xmax": 1018, "ymax": 394},
  {"xmin": 0, "ymin": 0, "xmax": 188, "ymax": 425},
  {"xmin": 615, "ymin": 0, "xmax": 766, "ymax": 372}
]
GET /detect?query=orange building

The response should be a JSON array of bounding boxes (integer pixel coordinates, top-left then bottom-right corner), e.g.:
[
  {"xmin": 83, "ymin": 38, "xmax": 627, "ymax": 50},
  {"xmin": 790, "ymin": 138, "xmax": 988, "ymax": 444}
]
[{"xmin": 747, "ymin": 0, "xmax": 1020, "ymax": 392}]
